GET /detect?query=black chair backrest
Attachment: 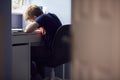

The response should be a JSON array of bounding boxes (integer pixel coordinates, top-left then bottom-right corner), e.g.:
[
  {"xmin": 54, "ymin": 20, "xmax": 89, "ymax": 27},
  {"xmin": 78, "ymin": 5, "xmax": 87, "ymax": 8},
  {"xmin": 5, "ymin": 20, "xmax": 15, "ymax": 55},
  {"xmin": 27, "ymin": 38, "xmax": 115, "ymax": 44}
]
[{"xmin": 51, "ymin": 24, "xmax": 71, "ymax": 67}]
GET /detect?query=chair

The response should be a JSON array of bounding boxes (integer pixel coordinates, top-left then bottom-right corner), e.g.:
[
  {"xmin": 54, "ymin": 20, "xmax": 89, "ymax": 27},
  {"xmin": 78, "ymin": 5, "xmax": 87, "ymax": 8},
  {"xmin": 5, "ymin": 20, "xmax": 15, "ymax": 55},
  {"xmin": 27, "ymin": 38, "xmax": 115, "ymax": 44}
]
[{"xmin": 44, "ymin": 24, "xmax": 71, "ymax": 80}]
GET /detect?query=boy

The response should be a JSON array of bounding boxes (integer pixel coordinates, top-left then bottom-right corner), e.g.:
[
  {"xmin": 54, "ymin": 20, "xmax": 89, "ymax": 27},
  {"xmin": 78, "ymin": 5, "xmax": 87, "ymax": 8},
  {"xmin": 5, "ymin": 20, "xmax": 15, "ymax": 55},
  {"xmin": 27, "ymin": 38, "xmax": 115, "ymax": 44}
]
[
  {"xmin": 24, "ymin": 5, "xmax": 62, "ymax": 48},
  {"xmin": 24, "ymin": 5, "xmax": 62, "ymax": 79}
]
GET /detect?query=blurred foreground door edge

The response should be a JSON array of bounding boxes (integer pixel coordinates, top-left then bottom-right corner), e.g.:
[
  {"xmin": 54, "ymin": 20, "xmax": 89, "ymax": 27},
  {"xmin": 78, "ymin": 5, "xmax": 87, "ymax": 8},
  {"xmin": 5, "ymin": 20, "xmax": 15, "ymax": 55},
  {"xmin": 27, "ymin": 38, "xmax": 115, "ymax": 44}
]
[{"xmin": 72, "ymin": 0, "xmax": 120, "ymax": 80}]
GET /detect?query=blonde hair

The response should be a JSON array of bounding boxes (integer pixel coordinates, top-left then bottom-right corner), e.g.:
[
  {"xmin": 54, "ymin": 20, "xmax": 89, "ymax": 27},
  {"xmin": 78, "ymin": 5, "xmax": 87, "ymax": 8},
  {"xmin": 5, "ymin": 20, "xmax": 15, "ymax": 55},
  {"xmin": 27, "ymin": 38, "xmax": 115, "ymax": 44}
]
[{"xmin": 24, "ymin": 5, "xmax": 43, "ymax": 21}]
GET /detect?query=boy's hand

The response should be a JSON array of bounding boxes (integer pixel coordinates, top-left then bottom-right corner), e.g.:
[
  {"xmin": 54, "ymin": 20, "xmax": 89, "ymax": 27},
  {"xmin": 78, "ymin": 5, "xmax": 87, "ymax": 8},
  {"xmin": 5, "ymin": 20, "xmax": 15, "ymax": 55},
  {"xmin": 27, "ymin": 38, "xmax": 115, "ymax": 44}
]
[{"xmin": 34, "ymin": 27, "xmax": 46, "ymax": 36}]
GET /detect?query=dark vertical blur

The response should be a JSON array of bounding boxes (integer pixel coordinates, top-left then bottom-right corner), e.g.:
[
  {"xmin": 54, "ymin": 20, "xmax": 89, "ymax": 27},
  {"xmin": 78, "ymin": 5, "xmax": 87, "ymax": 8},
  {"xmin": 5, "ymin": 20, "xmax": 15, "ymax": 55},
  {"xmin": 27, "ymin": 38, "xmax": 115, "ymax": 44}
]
[
  {"xmin": 0, "ymin": 0, "xmax": 11, "ymax": 80},
  {"xmin": 72, "ymin": 0, "xmax": 120, "ymax": 80}
]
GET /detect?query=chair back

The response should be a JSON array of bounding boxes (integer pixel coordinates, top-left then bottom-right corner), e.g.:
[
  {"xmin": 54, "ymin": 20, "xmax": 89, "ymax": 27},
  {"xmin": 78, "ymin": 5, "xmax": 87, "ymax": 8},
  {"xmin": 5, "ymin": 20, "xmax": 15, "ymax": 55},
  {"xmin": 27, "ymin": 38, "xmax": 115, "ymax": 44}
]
[{"xmin": 51, "ymin": 24, "xmax": 71, "ymax": 67}]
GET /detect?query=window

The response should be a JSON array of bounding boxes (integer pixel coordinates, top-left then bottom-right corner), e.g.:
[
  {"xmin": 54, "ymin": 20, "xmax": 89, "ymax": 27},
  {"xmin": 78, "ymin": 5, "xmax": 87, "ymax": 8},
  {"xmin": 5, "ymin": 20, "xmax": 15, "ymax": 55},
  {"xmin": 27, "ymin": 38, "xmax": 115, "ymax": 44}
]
[
  {"xmin": 12, "ymin": 0, "xmax": 30, "ymax": 13},
  {"xmin": 12, "ymin": 0, "xmax": 24, "ymax": 9}
]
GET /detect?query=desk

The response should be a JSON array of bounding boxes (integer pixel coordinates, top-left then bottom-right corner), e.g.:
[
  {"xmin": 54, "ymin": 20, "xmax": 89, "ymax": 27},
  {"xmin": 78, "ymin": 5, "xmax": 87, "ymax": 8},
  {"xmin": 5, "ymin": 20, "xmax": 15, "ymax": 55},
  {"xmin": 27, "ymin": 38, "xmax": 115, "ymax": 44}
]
[{"xmin": 12, "ymin": 32, "xmax": 41, "ymax": 80}]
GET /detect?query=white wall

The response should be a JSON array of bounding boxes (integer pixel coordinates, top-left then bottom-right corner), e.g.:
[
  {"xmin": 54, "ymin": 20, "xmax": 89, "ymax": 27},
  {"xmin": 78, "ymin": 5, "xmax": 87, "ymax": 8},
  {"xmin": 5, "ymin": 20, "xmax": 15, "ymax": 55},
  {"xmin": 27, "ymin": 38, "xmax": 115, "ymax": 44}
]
[{"xmin": 30, "ymin": 0, "xmax": 71, "ymax": 25}]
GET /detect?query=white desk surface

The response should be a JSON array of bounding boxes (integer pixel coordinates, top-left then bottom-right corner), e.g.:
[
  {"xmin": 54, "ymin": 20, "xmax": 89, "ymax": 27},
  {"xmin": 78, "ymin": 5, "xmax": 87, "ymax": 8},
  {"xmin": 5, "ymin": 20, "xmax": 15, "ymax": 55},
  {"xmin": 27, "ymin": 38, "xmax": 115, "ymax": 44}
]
[
  {"xmin": 12, "ymin": 32, "xmax": 41, "ymax": 44},
  {"xmin": 12, "ymin": 32, "xmax": 38, "ymax": 36}
]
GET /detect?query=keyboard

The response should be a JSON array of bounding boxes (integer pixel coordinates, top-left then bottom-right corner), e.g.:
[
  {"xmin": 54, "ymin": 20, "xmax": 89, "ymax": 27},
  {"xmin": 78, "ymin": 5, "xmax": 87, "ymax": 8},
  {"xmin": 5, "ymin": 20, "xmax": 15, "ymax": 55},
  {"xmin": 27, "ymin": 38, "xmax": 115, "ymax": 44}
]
[{"xmin": 11, "ymin": 28, "xmax": 24, "ymax": 32}]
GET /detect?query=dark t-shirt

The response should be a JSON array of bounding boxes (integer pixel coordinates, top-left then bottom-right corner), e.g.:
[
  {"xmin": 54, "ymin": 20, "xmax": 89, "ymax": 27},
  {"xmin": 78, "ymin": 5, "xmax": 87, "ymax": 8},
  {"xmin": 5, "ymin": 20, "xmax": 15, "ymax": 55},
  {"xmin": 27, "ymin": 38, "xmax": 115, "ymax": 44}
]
[{"xmin": 35, "ymin": 13, "xmax": 62, "ymax": 48}]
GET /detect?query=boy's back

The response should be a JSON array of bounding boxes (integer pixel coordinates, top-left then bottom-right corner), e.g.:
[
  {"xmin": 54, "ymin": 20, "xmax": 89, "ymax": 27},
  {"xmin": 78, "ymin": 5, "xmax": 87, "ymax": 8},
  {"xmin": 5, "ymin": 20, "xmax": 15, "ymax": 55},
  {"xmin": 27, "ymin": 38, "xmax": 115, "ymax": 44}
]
[{"xmin": 35, "ymin": 13, "xmax": 62, "ymax": 48}]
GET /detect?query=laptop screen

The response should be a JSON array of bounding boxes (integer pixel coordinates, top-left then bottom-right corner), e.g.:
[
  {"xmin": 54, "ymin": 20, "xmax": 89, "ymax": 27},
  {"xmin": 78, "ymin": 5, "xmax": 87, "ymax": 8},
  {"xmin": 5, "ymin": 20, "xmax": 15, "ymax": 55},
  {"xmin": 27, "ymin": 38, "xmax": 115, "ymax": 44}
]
[{"xmin": 12, "ymin": 13, "xmax": 23, "ymax": 29}]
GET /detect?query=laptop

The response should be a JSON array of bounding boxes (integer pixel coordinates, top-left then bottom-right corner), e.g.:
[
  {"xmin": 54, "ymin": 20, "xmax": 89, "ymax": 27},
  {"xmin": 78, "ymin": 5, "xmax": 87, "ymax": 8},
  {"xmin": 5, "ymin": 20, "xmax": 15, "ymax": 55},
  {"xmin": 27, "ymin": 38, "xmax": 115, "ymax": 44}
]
[{"xmin": 11, "ymin": 13, "xmax": 24, "ymax": 33}]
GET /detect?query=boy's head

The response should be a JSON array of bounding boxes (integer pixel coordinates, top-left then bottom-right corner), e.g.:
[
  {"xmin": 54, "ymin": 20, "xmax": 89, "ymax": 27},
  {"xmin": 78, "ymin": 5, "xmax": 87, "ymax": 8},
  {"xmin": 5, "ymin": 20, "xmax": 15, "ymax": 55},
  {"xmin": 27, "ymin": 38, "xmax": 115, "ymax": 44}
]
[{"xmin": 24, "ymin": 5, "xmax": 43, "ymax": 21}]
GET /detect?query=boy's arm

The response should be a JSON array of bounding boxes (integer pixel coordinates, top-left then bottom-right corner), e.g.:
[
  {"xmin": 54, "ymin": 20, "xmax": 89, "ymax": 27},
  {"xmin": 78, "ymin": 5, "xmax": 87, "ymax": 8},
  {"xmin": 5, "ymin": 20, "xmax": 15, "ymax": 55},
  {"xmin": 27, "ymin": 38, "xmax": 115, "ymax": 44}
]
[
  {"xmin": 24, "ymin": 22, "xmax": 39, "ymax": 33},
  {"xmin": 24, "ymin": 22, "xmax": 46, "ymax": 35},
  {"xmin": 34, "ymin": 27, "xmax": 46, "ymax": 35}
]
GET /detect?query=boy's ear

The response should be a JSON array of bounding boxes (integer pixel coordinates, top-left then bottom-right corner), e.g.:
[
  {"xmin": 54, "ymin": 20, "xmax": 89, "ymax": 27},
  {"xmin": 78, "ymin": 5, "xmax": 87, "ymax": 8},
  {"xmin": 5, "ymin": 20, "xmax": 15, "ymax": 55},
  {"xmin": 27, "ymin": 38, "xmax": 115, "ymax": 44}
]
[
  {"xmin": 34, "ymin": 16, "xmax": 37, "ymax": 18},
  {"xmin": 33, "ymin": 16, "xmax": 37, "ymax": 20}
]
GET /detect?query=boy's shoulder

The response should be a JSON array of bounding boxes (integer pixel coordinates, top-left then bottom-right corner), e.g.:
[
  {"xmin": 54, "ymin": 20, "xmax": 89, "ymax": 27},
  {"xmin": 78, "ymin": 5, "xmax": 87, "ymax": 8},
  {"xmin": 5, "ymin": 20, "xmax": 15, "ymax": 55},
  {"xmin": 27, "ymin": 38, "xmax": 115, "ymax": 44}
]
[{"xmin": 36, "ymin": 13, "xmax": 58, "ymax": 22}]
